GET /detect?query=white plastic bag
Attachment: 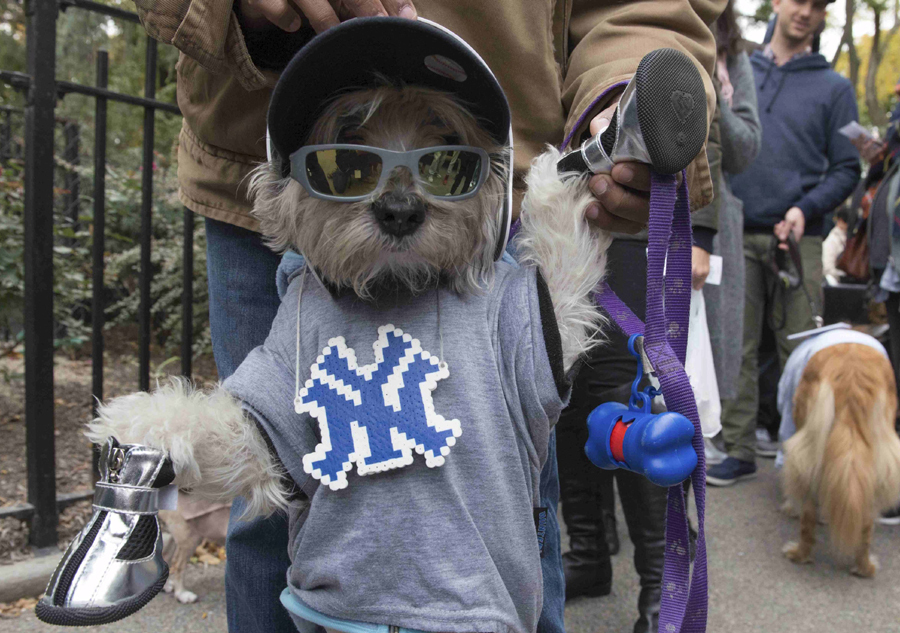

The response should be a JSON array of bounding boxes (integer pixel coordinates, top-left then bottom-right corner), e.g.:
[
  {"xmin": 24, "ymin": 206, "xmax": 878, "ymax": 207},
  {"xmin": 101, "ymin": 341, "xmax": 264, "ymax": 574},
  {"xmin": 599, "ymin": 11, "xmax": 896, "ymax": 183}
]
[{"xmin": 685, "ymin": 288, "xmax": 721, "ymax": 438}]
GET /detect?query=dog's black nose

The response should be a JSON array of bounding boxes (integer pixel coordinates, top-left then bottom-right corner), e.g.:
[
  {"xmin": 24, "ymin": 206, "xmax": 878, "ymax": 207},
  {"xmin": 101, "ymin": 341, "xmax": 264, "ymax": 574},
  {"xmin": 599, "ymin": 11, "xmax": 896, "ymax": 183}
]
[{"xmin": 371, "ymin": 194, "xmax": 426, "ymax": 238}]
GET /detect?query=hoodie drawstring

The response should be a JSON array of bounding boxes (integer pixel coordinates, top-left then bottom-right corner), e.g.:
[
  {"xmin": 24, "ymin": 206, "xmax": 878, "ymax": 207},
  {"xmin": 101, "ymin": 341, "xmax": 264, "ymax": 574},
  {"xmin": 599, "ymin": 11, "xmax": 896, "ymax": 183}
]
[{"xmin": 766, "ymin": 71, "xmax": 788, "ymax": 113}]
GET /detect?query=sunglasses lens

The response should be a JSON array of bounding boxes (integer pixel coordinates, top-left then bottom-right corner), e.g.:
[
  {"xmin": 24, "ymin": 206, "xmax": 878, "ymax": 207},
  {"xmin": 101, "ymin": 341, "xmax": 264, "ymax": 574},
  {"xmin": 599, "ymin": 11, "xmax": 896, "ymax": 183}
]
[
  {"xmin": 417, "ymin": 150, "xmax": 483, "ymax": 197},
  {"xmin": 305, "ymin": 149, "xmax": 383, "ymax": 197}
]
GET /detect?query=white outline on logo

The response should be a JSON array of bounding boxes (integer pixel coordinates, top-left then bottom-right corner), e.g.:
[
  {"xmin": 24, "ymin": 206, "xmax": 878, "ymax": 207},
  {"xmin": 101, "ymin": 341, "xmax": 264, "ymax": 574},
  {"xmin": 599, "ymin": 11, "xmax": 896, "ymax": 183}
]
[{"xmin": 297, "ymin": 325, "xmax": 461, "ymax": 491}]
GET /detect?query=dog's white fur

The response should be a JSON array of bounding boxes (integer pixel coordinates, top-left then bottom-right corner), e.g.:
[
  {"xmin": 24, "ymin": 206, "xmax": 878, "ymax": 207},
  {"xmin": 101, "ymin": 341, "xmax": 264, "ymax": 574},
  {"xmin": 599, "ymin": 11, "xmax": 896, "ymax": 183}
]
[
  {"xmin": 518, "ymin": 148, "xmax": 610, "ymax": 370},
  {"xmin": 86, "ymin": 379, "xmax": 291, "ymax": 518},
  {"xmin": 87, "ymin": 88, "xmax": 610, "ymax": 519}
]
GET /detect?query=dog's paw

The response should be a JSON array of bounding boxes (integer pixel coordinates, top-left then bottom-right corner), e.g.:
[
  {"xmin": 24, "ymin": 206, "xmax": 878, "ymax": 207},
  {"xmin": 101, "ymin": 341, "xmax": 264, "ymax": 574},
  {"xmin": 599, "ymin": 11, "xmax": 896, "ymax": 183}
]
[
  {"xmin": 851, "ymin": 555, "xmax": 878, "ymax": 578},
  {"xmin": 164, "ymin": 580, "xmax": 174, "ymax": 593},
  {"xmin": 175, "ymin": 589, "xmax": 198, "ymax": 604},
  {"xmin": 782, "ymin": 541, "xmax": 813, "ymax": 564}
]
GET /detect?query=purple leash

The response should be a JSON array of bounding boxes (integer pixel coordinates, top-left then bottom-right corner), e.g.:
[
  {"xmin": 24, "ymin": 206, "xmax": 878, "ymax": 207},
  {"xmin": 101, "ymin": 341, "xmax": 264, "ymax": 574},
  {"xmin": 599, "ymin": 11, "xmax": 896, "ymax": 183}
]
[
  {"xmin": 594, "ymin": 173, "xmax": 707, "ymax": 633},
  {"xmin": 511, "ymin": 167, "xmax": 708, "ymax": 632}
]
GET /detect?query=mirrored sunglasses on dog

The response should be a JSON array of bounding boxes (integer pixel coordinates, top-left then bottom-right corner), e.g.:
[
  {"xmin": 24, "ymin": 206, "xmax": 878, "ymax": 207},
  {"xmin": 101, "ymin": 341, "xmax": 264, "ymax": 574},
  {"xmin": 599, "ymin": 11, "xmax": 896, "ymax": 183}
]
[{"xmin": 289, "ymin": 145, "xmax": 490, "ymax": 201}]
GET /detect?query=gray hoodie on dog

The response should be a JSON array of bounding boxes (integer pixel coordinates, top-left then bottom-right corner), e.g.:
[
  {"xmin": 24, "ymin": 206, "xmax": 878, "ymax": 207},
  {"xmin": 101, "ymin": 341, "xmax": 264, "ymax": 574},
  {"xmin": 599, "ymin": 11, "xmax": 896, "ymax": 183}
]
[{"xmin": 224, "ymin": 258, "xmax": 567, "ymax": 633}]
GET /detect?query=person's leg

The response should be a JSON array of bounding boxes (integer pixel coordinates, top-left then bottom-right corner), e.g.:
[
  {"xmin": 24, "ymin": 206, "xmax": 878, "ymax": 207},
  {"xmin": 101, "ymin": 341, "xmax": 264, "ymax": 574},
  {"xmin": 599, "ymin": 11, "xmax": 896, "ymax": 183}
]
[
  {"xmin": 615, "ymin": 470, "xmax": 667, "ymax": 633},
  {"xmin": 886, "ymin": 292, "xmax": 900, "ymax": 399},
  {"xmin": 774, "ymin": 236, "xmax": 823, "ymax": 366},
  {"xmin": 205, "ymin": 217, "xmax": 296, "ymax": 633},
  {"xmin": 721, "ymin": 234, "xmax": 767, "ymax": 464},
  {"xmin": 536, "ymin": 432, "xmax": 566, "ymax": 633},
  {"xmin": 558, "ymin": 240, "xmax": 646, "ymax": 602},
  {"xmin": 557, "ymin": 405, "xmax": 614, "ymax": 600}
]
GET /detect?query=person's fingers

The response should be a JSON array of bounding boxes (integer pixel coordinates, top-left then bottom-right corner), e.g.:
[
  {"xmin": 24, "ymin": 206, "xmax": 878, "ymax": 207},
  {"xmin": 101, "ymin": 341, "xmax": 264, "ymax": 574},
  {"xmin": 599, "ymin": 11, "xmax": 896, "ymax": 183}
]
[
  {"xmin": 589, "ymin": 174, "xmax": 650, "ymax": 226},
  {"xmin": 585, "ymin": 203, "xmax": 644, "ymax": 234},
  {"xmin": 295, "ymin": 0, "xmax": 341, "ymax": 31},
  {"xmin": 335, "ymin": 0, "xmax": 390, "ymax": 18},
  {"xmin": 773, "ymin": 221, "xmax": 789, "ymax": 241},
  {"xmin": 379, "ymin": 0, "xmax": 417, "ymax": 18},
  {"xmin": 589, "ymin": 103, "xmax": 618, "ymax": 137},
  {"xmin": 247, "ymin": 0, "xmax": 303, "ymax": 30},
  {"xmin": 610, "ymin": 162, "xmax": 651, "ymax": 192}
]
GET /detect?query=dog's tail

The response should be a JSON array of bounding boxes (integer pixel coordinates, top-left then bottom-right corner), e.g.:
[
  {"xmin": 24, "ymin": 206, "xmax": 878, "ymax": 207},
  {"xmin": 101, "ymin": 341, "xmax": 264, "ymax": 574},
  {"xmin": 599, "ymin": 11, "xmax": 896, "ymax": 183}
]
[{"xmin": 786, "ymin": 345, "xmax": 900, "ymax": 558}]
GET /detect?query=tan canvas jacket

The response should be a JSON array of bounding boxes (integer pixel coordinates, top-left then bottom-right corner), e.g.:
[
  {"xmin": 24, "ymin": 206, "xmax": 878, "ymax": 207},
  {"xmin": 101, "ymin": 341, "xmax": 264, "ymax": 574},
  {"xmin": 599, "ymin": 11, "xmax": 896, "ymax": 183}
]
[{"xmin": 134, "ymin": 0, "xmax": 724, "ymax": 231}]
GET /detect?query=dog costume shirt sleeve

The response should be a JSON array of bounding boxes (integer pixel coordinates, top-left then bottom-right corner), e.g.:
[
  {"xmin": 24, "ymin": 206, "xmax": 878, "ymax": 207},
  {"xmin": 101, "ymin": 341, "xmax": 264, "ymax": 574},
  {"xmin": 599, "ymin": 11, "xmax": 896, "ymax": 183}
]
[
  {"xmin": 225, "ymin": 345, "xmax": 319, "ymax": 497},
  {"xmin": 496, "ymin": 267, "xmax": 571, "ymax": 442}
]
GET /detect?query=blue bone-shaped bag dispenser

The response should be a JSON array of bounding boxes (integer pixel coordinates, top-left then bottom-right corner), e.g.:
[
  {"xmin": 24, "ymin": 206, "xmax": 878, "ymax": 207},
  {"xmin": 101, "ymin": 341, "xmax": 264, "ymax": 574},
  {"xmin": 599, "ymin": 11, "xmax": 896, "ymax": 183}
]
[{"xmin": 584, "ymin": 335, "xmax": 697, "ymax": 488}]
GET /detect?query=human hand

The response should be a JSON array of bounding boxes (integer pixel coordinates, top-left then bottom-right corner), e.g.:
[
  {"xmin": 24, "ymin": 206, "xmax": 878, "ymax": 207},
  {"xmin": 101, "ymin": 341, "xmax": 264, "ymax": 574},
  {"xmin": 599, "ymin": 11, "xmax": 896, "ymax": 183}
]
[
  {"xmin": 854, "ymin": 138, "xmax": 886, "ymax": 164},
  {"xmin": 583, "ymin": 101, "xmax": 681, "ymax": 234},
  {"xmin": 691, "ymin": 246, "xmax": 710, "ymax": 290},
  {"xmin": 238, "ymin": 0, "xmax": 416, "ymax": 33},
  {"xmin": 774, "ymin": 206, "xmax": 805, "ymax": 250}
]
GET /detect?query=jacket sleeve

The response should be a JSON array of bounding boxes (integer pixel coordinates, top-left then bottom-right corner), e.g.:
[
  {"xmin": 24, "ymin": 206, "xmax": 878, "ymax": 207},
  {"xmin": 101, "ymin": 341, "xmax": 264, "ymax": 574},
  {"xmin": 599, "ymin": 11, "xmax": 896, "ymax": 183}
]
[
  {"xmin": 131, "ymin": 0, "xmax": 271, "ymax": 91},
  {"xmin": 563, "ymin": 0, "xmax": 726, "ymax": 210},
  {"xmin": 690, "ymin": 110, "xmax": 721, "ymax": 248},
  {"xmin": 794, "ymin": 84, "xmax": 862, "ymax": 223},
  {"xmin": 719, "ymin": 51, "xmax": 761, "ymax": 175}
]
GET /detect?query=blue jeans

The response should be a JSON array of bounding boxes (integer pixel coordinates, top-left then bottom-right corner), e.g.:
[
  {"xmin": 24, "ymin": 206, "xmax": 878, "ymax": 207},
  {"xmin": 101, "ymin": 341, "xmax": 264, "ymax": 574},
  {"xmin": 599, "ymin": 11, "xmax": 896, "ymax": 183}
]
[
  {"xmin": 206, "ymin": 218, "xmax": 296, "ymax": 633},
  {"xmin": 206, "ymin": 217, "xmax": 565, "ymax": 633}
]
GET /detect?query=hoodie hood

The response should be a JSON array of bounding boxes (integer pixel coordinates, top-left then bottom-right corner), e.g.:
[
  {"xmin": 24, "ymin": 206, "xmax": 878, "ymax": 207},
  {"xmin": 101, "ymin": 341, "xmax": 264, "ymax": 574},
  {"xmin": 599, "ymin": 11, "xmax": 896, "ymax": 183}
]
[{"xmin": 752, "ymin": 49, "xmax": 832, "ymax": 113}]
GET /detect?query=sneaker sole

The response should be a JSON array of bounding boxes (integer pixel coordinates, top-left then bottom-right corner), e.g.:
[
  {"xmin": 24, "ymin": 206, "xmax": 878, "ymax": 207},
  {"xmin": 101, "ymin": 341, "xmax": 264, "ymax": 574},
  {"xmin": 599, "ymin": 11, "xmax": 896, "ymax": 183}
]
[
  {"xmin": 633, "ymin": 48, "xmax": 708, "ymax": 175},
  {"xmin": 706, "ymin": 471, "xmax": 757, "ymax": 487},
  {"xmin": 878, "ymin": 515, "xmax": 900, "ymax": 526},
  {"xmin": 35, "ymin": 565, "xmax": 168, "ymax": 626}
]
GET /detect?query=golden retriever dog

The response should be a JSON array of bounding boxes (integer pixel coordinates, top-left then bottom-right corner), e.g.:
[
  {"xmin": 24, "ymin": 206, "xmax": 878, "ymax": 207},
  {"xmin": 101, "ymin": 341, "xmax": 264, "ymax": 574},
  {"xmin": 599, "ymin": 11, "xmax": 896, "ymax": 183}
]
[{"xmin": 782, "ymin": 343, "xmax": 900, "ymax": 577}]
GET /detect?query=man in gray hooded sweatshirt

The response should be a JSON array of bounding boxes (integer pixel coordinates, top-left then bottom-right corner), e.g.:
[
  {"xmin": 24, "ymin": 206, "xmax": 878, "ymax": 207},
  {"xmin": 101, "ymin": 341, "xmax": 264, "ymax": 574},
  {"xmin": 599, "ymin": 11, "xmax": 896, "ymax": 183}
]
[{"xmin": 707, "ymin": 0, "xmax": 860, "ymax": 487}]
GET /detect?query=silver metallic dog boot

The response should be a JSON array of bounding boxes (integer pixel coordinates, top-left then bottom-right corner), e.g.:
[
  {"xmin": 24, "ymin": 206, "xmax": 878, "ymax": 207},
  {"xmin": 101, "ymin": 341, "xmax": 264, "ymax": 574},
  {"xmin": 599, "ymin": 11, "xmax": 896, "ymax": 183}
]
[
  {"xmin": 557, "ymin": 48, "xmax": 707, "ymax": 176},
  {"xmin": 36, "ymin": 438, "xmax": 174, "ymax": 626}
]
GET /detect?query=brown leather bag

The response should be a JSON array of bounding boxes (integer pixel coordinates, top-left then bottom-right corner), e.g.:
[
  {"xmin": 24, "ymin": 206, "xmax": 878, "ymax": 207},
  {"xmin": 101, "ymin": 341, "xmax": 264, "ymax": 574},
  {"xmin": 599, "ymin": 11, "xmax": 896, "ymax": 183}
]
[{"xmin": 837, "ymin": 216, "xmax": 870, "ymax": 281}]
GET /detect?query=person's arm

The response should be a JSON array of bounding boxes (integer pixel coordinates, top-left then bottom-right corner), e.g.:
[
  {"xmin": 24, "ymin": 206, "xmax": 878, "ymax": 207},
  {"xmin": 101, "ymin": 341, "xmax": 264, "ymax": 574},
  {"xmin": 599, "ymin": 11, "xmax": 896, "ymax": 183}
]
[
  {"xmin": 131, "ymin": 0, "xmax": 415, "ymax": 91},
  {"xmin": 564, "ymin": 0, "xmax": 726, "ymax": 212},
  {"xmin": 793, "ymin": 84, "xmax": 862, "ymax": 225},
  {"xmin": 719, "ymin": 51, "xmax": 762, "ymax": 175}
]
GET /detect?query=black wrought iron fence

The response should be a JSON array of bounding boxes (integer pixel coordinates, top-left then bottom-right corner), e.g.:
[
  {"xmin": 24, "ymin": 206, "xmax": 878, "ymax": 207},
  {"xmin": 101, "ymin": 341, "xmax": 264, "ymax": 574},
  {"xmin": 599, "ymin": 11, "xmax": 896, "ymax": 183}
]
[{"xmin": 0, "ymin": 0, "xmax": 191, "ymax": 548}]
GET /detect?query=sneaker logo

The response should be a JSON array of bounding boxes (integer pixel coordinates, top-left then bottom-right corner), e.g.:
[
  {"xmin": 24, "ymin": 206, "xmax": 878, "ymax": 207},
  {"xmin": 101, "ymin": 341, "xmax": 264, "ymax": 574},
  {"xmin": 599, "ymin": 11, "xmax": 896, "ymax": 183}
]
[{"xmin": 670, "ymin": 90, "xmax": 694, "ymax": 124}]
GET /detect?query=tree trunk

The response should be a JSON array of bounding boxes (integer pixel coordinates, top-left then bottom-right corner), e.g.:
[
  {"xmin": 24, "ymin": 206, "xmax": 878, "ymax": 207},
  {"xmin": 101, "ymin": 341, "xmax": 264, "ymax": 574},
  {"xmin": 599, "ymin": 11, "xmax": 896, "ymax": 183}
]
[
  {"xmin": 864, "ymin": 1, "xmax": 900, "ymax": 126},
  {"xmin": 833, "ymin": 0, "xmax": 860, "ymax": 93}
]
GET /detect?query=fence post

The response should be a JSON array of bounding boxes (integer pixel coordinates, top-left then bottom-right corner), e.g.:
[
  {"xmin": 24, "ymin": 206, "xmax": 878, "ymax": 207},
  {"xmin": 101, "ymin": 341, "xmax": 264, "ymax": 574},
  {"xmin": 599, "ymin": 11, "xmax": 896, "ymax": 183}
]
[
  {"xmin": 0, "ymin": 108, "xmax": 12, "ymax": 163},
  {"xmin": 63, "ymin": 120, "xmax": 80, "ymax": 237},
  {"xmin": 138, "ymin": 39, "xmax": 157, "ymax": 391},
  {"xmin": 23, "ymin": 0, "xmax": 59, "ymax": 548},
  {"xmin": 91, "ymin": 51, "xmax": 108, "ymax": 481}
]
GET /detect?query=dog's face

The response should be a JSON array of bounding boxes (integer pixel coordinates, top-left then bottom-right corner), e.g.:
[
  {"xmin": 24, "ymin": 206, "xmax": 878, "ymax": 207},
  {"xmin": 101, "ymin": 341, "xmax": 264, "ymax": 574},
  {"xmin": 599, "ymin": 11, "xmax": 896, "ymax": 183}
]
[{"xmin": 251, "ymin": 85, "xmax": 507, "ymax": 297}]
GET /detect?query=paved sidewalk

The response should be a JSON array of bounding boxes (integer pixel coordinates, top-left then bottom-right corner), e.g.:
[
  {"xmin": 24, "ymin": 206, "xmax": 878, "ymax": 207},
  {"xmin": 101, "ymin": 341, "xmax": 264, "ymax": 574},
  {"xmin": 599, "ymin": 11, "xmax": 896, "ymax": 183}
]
[{"xmin": 5, "ymin": 459, "xmax": 900, "ymax": 632}]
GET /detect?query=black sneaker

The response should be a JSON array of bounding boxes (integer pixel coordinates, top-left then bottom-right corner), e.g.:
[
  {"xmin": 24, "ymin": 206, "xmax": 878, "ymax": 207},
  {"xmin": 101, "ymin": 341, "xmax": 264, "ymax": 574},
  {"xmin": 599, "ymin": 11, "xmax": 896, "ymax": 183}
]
[
  {"xmin": 706, "ymin": 457, "xmax": 757, "ymax": 487},
  {"xmin": 879, "ymin": 503, "xmax": 900, "ymax": 526}
]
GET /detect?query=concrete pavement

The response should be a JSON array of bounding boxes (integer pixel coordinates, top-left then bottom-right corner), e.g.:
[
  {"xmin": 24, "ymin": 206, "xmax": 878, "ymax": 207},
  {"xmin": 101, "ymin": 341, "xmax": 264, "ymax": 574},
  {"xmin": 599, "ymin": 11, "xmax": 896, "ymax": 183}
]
[{"xmin": 4, "ymin": 459, "xmax": 899, "ymax": 632}]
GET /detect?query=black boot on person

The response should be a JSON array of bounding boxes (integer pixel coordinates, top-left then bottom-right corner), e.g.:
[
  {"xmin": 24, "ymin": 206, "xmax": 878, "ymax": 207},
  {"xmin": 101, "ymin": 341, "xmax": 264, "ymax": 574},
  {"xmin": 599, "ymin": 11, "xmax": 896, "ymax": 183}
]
[{"xmin": 560, "ymin": 473, "xmax": 613, "ymax": 600}]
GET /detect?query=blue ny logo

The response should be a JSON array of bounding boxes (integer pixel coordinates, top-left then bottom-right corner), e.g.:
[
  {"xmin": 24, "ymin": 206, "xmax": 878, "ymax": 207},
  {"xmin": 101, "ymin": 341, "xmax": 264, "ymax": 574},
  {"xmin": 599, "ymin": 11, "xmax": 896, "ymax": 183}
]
[{"xmin": 296, "ymin": 325, "xmax": 461, "ymax": 490}]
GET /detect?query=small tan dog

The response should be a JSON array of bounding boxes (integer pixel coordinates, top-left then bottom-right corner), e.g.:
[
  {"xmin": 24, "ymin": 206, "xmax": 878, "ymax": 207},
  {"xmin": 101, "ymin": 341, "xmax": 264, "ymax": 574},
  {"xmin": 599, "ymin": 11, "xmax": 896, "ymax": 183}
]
[
  {"xmin": 782, "ymin": 343, "xmax": 900, "ymax": 577},
  {"xmin": 159, "ymin": 496, "xmax": 230, "ymax": 603}
]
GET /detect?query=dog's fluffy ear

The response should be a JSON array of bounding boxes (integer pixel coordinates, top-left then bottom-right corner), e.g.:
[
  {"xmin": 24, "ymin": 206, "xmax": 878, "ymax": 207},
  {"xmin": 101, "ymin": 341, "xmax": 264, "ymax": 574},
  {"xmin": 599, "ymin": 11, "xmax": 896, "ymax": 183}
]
[
  {"xmin": 87, "ymin": 378, "xmax": 292, "ymax": 519},
  {"xmin": 247, "ymin": 161, "xmax": 307, "ymax": 256},
  {"xmin": 516, "ymin": 147, "xmax": 612, "ymax": 370}
]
